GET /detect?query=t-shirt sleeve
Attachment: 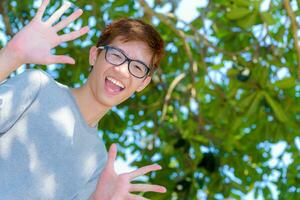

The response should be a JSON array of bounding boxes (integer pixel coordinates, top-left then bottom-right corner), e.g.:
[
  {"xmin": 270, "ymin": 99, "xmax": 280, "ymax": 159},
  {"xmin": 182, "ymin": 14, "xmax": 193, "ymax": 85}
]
[
  {"xmin": 72, "ymin": 169, "xmax": 101, "ymax": 200},
  {"xmin": 0, "ymin": 69, "xmax": 43, "ymax": 133}
]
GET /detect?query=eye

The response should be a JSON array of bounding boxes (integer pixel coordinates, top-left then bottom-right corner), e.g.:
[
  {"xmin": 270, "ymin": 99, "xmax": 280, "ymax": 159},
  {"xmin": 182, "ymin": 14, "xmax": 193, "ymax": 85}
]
[
  {"xmin": 111, "ymin": 53, "xmax": 122, "ymax": 59},
  {"xmin": 134, "ymin": 65, "xmax": 143, "ymax": 71}
]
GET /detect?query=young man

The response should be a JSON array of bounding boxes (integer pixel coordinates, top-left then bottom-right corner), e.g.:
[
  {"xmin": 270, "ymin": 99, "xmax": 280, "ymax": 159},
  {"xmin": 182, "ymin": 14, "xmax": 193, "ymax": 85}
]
[{"xmin": 0, "ymin": 0, "xmax": 166, "ymax": 199}]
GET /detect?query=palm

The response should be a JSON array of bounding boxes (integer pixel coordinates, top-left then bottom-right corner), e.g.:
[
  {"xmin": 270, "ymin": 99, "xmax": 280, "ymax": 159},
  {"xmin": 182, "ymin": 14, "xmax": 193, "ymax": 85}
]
[
  {"xmin": 12, "ymin": 21, "xmax": 56, "ymax": 63},
  {"xmin": 91, "ymin": 144, "xmax": 166, "ymax": 200},
  {"xmin": 7, "ymin": 0, "xmax": 88, "ymax": 65},
  {"xmin": 96, "ymin": 166, "xmax": 121, "ymax": 199}
]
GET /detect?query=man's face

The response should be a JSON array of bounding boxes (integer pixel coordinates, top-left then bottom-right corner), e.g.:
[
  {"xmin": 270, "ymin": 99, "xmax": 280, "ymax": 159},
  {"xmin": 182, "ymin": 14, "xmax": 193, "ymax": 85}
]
[{"xmin": 87, "ymin": 37, "xmax": 152, "ymax": 108}]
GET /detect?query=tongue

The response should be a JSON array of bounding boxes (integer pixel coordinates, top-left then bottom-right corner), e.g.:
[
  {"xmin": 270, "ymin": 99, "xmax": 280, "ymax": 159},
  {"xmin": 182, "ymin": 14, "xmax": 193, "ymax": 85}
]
[{"xmin": 106, "ymin": 79, "xmax": 122, "ymax": 92}]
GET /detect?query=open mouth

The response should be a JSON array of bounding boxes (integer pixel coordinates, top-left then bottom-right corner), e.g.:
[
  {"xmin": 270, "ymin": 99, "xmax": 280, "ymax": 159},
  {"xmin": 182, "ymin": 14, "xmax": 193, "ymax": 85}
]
[{"xmin": 105, "ymin": 76, "xmax": 125, "ymax": 94}]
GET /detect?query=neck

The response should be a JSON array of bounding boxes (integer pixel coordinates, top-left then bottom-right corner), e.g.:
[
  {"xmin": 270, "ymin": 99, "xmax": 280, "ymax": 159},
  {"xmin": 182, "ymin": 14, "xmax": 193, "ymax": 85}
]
[{"xmin": 70, "ymin": 83, "xmax": 110, "ymax": 127}]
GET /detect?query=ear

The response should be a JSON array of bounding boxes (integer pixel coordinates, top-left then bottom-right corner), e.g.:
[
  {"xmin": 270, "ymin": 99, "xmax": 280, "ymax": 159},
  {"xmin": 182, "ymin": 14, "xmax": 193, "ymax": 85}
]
[
  {"xmin": 89, "ymin": 46, "xmax": 98, "ymax": 66},
  {"xmin": 136, "ymin": 76, "xmax": 152, "ymax": 92}
]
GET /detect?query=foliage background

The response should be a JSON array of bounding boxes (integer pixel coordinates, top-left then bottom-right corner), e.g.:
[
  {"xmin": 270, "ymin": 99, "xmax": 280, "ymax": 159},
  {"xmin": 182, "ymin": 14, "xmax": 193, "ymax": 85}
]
[{"xmin": 0, "ymin": 0, "xmax": 299, "ymax": 199}]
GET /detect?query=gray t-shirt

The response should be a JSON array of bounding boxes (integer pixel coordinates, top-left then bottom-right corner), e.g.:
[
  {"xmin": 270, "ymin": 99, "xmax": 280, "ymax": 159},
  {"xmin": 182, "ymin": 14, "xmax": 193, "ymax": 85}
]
[{"xmin": 0, "ymin": 69, "xmax": 107, "ymax": 200}]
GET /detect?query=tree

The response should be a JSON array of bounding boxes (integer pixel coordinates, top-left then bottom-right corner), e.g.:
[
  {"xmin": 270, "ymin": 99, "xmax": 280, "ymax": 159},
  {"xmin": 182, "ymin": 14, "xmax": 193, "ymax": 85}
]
[{"xmin": 0, "ymin": 0, "xmax": 299, "ymax": 199}]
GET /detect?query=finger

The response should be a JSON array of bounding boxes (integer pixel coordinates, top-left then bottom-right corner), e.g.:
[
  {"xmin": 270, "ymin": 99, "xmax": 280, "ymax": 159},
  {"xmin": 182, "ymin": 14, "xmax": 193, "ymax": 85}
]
[
  {"xmin": 46, "ymin": 1, "xmax": 72, "ymax": 26},
  {"xmin": 106, "ymin": 143, "xmax": 117, "ymax": 168},
  {"xmin": 35, "ymin": 0, "xmax": 50, "ymax": 20},
  {"xmin": 127, "ymin": 194, "xmax": 149, "ymax": 200},
  {"xmin": 59, "ymin": 26, "xmax": 89, "ymax": 42},
  {"xmin": 48, "ymin": 55, "xmax": 75, "ymax": 64},
  {"xmin": 130, "ymin": 184, "xmax": 167, "ymax": 193},
  {"xmin": 127, "ymin": 164, "xmax": 162, "ymax": 180},
  {"xmin": 54, "ymin": 9, "xmax": 83, "ymax": 32}
]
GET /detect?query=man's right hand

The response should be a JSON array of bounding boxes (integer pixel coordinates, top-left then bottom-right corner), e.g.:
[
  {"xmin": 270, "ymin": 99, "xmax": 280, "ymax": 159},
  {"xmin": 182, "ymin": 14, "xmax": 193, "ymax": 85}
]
[
  {"xmin": 6, "ymin": 0, "xmax": 88, "ymax": 65},
  {"xmin": 90, "ymin": 144, "xmax": 167, "ymax": 200}
]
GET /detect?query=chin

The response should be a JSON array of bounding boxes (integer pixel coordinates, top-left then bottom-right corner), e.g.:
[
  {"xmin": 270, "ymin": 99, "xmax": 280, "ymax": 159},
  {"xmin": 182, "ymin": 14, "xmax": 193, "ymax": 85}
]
[{"xmin": 96, "ymin": 94, "xmax": 124, "ymax": 108}]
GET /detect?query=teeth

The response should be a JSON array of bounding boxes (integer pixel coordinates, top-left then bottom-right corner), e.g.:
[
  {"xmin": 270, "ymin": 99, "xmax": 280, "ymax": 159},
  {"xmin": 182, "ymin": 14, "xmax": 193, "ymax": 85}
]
[{"xmin": 107, "ymin": 76, "xmax": 125, "ymax": 89}]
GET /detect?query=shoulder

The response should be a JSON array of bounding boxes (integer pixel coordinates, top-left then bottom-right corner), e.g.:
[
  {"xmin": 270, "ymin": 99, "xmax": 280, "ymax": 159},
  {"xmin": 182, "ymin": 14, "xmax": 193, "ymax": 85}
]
[
  {"xmin": 0, "ymin": 69, "xmax": 51, "ymax": 88},
  {"xmin": 16, "ymin": 69, "xmax": 52, "ymax": 85},
  {"xmin": 0, "ymin": 69, "xmax": 53, "ymax": 133}
]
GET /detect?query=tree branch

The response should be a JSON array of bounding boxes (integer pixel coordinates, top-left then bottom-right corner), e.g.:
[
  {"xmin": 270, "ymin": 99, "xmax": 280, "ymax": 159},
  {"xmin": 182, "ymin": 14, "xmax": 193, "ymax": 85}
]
[
  {"xmin": 161, "ymin": 73, "xmax": 186, "ymax": 122},
  {"xmin": 0, "ymin": 0, "xmax": 13, "ymax": 38},
  {"xmin": 283, "ymin": 0, "xmax": 300, "ymax": 80}
]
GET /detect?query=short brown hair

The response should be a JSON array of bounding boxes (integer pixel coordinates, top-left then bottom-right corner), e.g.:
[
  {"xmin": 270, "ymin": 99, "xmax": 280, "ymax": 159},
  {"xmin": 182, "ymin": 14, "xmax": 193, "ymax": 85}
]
[{"xmin": 97, "ymin": 18, "xmax": 165, "ymax": 75}]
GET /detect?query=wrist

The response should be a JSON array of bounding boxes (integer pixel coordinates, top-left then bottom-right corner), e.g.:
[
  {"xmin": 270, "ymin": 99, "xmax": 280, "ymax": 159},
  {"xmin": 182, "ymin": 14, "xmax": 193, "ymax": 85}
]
[
  {"xmin": 3, "ymin": 41, "xmax": 25, "ymax": 66},
  {"xmin": 0, "ymin": 45, "xmax": 24, "ymax": 82},
  {"xmin": 89, "ymin": 192, "xmax": 115, "ymax": 200}
]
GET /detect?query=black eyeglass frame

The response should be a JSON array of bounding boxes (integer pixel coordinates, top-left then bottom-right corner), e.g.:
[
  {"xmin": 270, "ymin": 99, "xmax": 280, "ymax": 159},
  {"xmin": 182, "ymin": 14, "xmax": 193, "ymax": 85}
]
[{"xmin": 97, "ymin": 45, "xmax": 151, "ymax": 79}]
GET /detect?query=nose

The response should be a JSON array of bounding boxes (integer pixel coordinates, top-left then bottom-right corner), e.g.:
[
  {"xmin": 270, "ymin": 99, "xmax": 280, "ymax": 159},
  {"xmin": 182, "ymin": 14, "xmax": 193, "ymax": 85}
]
[{"xmin": 113, "ymin": 62, "xmax": 131, "ymax": 78}]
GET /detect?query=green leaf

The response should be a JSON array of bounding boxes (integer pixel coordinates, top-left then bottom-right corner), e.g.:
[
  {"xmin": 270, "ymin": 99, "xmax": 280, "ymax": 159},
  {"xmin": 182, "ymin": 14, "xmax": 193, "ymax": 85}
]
[
  {"xmin": 273, "ymin": 77, "xmax": 296, "ymax": 89},
  {"xmin": 233, "ymin": 0, "xmax": 250, "ymax": 7},
  {"xmin": 231, "ymin": 117, "xmax": 243, "ymax": 133},
  {"xmin": 263, "ymin": 187, "xmax": 271, "ymax": 198},
  {"xmin": 263, "ymin": 92, "xmax": 289, "ymax": 123},
  {"xmin": 226, "ymin": 7, "xmax": 251, "ymax": 20},
  {"xmin": 192, "ymin": 134, "xmax": 209, "ymax": 144},
  {"xmin": 237, "ymin": 11, "xmax": 258, "ymax": 29},
  {"xmin": 247, "ymin": 91, "xmax": 263, "ymax": 117},
  {"xmin": 261, "ymin": 12, "xmax": 276, "ymax": 25},
  {"xmin": 211, "ymin": 64, "xmax": 224, "ymax": 70},
  {"xmin": 272, "ymin": 26, "xmax": 286, "ymax": 41},
  {"xmin": 239, "ymin": 92, "xmax": 257, "ymax": 109}
]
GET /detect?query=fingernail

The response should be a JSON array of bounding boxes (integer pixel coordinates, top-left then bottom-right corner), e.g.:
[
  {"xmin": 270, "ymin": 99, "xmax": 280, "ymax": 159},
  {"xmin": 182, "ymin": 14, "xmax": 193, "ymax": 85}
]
[
  {"xmin": 112, "ymin": 143, "xmax": 117, "ymax": 149},
  {"xmin": 84, "ymin": 26, "xmax": 90, "ymax": 31},
  {"xmin": 156, "ymin": 164, "xmax": 162, "ymax": 169},
  {"xmin": 63, "ymin": 1, "xmax": 71, "ymax": 6}
]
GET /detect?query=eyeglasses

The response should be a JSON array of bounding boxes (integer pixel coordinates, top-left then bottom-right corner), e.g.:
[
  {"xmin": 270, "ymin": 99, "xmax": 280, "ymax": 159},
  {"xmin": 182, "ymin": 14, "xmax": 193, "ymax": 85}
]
[{"xmin": 97, "ymin": 45, "xmax": 151, "ymax": 79}]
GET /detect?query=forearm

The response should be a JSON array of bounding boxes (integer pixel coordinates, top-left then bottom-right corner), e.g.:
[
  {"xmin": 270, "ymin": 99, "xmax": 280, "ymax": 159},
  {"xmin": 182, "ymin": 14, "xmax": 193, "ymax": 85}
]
[{"xmin": 0, "ymin": 45, "xmax": 23, "ymax": 83}]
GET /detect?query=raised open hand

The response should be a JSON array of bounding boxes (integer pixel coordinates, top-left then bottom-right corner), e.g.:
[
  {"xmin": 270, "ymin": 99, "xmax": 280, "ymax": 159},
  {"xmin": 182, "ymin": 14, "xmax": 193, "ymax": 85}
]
[
  {"xmin": 90, "ymin": 144, "xmax": 166, "ymax": 200},
  {"xmin": 6, "ymin": 0, "xmax": 88, "ymax": 65}
]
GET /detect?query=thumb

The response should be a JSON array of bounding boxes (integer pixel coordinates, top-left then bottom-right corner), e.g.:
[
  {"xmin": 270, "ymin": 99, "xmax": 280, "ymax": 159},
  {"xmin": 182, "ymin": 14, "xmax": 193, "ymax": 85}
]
[
  {"xmin": 106, "ymin": 143, "xmax": 117, "ymax": 169},
  {"xmin": 49, "ymin": 55, "xmax": 75, "ymax": 64}
]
